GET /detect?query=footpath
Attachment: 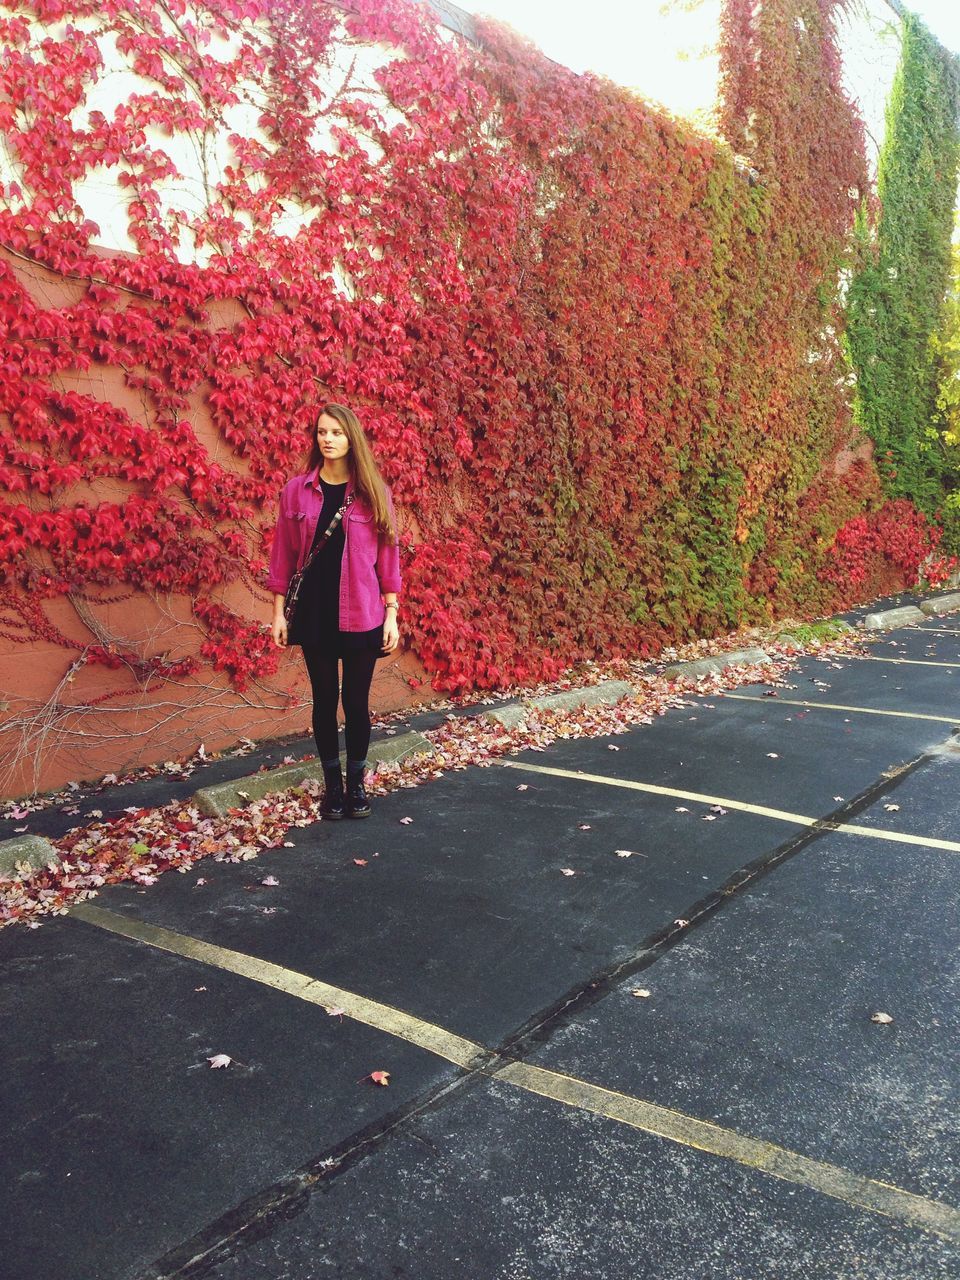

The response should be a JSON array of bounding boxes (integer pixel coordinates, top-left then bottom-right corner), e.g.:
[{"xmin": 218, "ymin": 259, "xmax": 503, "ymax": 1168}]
[{"xmin": 1, "ymin": 589, "xmax": 959, "ymax": 1279}]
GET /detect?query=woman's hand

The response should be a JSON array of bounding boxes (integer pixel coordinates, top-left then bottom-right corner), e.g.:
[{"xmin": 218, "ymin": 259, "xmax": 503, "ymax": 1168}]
[
  {"xmin": 271, "ymin": 613, "xmax": 288, "ymax": 648},
  {"xmin": 382, "ymin": 612, "xmax": 399, "ymax": 654}
]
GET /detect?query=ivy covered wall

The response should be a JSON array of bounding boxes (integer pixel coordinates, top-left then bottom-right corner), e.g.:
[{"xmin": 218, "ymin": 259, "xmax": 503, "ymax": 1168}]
[
  {"xmin": 0, "ymin": 0, "xmax": 957, "ymax": 796},
  {"xmin": 932, "ymin": 234, "xmax": 960, "ymax": 505}
]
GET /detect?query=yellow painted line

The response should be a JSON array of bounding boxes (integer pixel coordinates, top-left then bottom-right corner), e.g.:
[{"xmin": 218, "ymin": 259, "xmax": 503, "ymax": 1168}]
[
  {"xmin": 502, "ymin": 762, "xmax": 960, "ymax": 855},
  {"xmin": 69, "ymin": 904, "xmax": 960, "ymax": 1242},
  {"xmin": 503, "ymin": 761, "xmax": 818, "ymax": 826},
  {"xmin": 724, "ymin": 692, "xmax": 960, "ymax": 726},
  {"xmin": 501, "ymin": 1063, "xmax": 960, "ymax": 1242},
  {"xmin": 849, "ymin": 655, "xmax": 958, "ymax": 669},
  {"xmin": 69, "ymin": 902, "xmax": 485, "ymax": 1068}
]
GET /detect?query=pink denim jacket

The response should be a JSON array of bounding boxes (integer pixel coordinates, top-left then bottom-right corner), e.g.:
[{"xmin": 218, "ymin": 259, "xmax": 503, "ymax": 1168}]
[{"xmin": 266, "ymin": 467, "xmax": 402, "ymax": 632}]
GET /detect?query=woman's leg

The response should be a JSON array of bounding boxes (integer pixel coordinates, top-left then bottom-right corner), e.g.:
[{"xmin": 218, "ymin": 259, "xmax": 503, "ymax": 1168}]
[
  {"xmin": 301, "ymin": 646, "xmax": 341, "ymax": 761},
  {"xmin": 340, "ymin": 649, "xmax": 378, "ymax": 761},
  {"xmin": 341, "ymin": 649, "xmax": 378, "ymax": 817},
  {"xmin": 302, "ymin": 646, "xmax": 346, "ymax": 818}
]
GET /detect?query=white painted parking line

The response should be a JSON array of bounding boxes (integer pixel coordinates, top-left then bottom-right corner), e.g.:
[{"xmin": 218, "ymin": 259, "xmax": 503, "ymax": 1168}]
[
  {"xmin": 724, "ymin": 692, "xmax": 959, "ymax": 726},
  {"xmin": 847, "ymin": 655, "xmax": 957, "ymax": 669},
  {"xmin": 501, "ymin": 762, "xmax": 960, "ymax": 855}
]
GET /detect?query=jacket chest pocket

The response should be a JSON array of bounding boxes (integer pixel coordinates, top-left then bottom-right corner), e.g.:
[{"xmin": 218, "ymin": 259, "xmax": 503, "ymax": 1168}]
[
  {"xmin": 283, "ymin": 509, "xmax": 308, "ymax": 549},
  {"xmin": 347, "ymin": 508, "xmax": 376, "ymax": 557}
]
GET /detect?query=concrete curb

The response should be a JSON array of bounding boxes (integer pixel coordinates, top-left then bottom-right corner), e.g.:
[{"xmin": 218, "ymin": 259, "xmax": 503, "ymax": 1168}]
[
  {"xmin": 919, "ymin": 592, "xmax": 960, "ymax": 617},
  {"xmin": 484, "ymin": 679, "xmax": 636, "ymax": 730},
  {"xmin": 775, "ymin": 622, "xmax": 854, "ymax": 648},
  {"xmin": 0, "ymin": 835, "xmax": 60, "ymax": 880},
  {"xmin": 662, "ymin": 647, "xmax": 772, "ymax": 681},
  {"xmin": 860, "ymin": 605, "xmax": 926, "ymax": 631},
  {"xmin": 192, "ymin": 730, "xmax": 437, "ymax": 819}
]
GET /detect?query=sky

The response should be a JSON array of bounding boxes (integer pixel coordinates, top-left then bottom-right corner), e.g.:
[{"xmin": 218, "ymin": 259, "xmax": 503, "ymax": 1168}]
[
  {"xmin": 462, "ymin": 0, "xmax": 960, "ymax": 95},
  {"xmin": 461, "ymin": 0, "xmax": 726, "ymax": 121},
  {"xmin": 908, "ymin": 1, "xmax": 960, "ymax": 51}
]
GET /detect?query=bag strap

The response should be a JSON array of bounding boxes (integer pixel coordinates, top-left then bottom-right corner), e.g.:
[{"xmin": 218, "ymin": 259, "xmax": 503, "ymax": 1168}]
[{"xmin": 298, "ymin": 494, "xmax": 354, "ymax": 578}]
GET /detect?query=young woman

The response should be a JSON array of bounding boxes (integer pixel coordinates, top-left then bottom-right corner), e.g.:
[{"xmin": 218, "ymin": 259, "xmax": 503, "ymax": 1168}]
[{"xmin": 267, "ymin": 403, "xmax": 401, "ymax": 819}]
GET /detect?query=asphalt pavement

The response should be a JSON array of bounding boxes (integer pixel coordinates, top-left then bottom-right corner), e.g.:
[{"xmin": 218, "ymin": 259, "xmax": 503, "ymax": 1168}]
[{"xmin": 1, "ymin": 609, "xmax": 958, "ymax": 1280}]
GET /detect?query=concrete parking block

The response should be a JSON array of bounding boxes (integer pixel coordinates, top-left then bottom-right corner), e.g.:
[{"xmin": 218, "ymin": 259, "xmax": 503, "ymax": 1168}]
[
  {"xmin": 661, "ymin": 656, "xmax": 726, "ymax": 680},
  {"xmin": 860, "ymin": 605, "xmax": 926, "ymax": 631},
  {"xmin": 919, "ymin": 592, "xmax": 960, "ymax": 617},
  {"xmin": 0, "ymin": 834, "xmax": 59, "ymax": 879},
  {"xmin": 484, "ymin": 679, "xmax": 636, "ymax": 730},
  {"xmin": 192, "ymin": 730, "xmax": 436, "ymax": 817},
  {"xmin": 663, "ymin": 646, "xmax": 771, "ymax": 681}
]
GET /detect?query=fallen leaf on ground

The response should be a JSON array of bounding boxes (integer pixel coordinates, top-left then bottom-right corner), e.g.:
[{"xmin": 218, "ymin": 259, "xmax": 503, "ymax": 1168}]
[
  {"xmin": 632, "ymin": 988, "xmax": 651, "ymax": 998},
  {"xmin": 260, "ymin": 875, "xmax": 280, "ymax": 886},
  {"xmin": 871, "ymin": 1012, "xmax": 894, "ymax": 1025},
  {"xmin": 674, "ymin": 918, "xmax": 689, "ymax": 927},
  {"xmin": 207, "ymin": 1054, "xmax": 232, "ymax": 1068},
  {"xmin": 516, "ymin": 784, "xmax": 529, "ymax": 791},
  {"xmin": 326, "ymin": 1006, "xmax": 346, "ymax": 1019},
  {"xmin": 353, "ymin": 858, "xmax": 368, "ymax": 866},
  {"xmin": 560, "ymin": 868, "xmax": 576, "ymax": 876},
  {"xmin": 364, "ymin": 1070, "xmax": 390, "ymax": 1086},
  {"xmin": 766, "ymin": 753, "xmax": 779, "ymax": 759},
  {"xmin": 709, "ymin": 805, "xmax": 727, "ymax": 815},
  {"xmin": 578, "ymin": 823, "xmax": 591, "ymax": 830},
  {"xmin": 194, "ymin": 986, "xmax": 207, "ymax": 992},
  {"xmin": 675, "ymin": 806, "xmax": 689, "ymax": 813},
  {"xmin": 399, "ymin": 816, "xmax": 413, "ymax": 825},
  {"xmin": 607, "ymin": 744, "xmax": 620, "ymax": 751},
  {"xmin": 883, "ymin": 803, "xmax": 900, "ymax": 812}
]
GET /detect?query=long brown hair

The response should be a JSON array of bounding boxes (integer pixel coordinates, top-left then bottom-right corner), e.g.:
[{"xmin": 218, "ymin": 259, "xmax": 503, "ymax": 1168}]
[{"xmin": 304, "ymin": 403, "xmax": 396, "ymax": 540}]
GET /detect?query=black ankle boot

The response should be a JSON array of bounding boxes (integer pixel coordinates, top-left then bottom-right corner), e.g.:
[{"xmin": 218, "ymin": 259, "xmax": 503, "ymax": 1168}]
[
  {"xmin": 320, "ymin": 760, "xmax": 345, "ymax": 820},
  {"xmin": 345, "ymin": 760, "xmax": 371, "ymax": 818}
]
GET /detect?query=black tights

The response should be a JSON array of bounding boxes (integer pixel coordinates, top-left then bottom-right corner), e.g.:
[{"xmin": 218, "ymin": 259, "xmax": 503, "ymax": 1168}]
[{"xmin": 302, "ymin": 647, "xmax": 379, "ymax": 762}]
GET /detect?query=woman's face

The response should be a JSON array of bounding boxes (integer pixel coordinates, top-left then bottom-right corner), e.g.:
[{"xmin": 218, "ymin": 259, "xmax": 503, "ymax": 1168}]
[{"xmin": 316, "ymin": 413, "xmax": 350, "ymax": 462}]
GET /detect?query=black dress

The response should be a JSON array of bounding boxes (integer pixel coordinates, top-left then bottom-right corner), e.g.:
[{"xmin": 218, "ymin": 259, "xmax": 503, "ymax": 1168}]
[{"xmin": 287, "ymin": 478, "xmax": 384, "ymax": 657}]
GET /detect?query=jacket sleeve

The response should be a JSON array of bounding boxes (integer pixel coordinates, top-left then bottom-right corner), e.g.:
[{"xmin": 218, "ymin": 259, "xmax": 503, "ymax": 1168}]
[
  {"xmin": 375, "ymin": 486, "xmax": 402, "ymax": 595},
  {"xmin": 265, "ymin": 488, "xmax": 298, "ymax": 594}
]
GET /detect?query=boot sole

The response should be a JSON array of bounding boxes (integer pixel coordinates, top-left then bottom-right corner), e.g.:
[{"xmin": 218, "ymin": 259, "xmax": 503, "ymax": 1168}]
[{"xmin": 346, "ymin": 809, "xmax": 371, "ymax": 819}]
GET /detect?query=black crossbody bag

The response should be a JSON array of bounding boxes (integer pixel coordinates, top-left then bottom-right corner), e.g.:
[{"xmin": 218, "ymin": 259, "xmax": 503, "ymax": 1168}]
[{"xmin": 282, "ymin": 496, "xmax": 354, "ymax": 626}]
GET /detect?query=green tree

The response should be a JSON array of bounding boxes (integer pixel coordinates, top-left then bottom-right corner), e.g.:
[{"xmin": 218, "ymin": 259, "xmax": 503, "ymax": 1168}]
[{"xmin": 845, "ymin": 11, "xmax": 960, "ymax": 521}]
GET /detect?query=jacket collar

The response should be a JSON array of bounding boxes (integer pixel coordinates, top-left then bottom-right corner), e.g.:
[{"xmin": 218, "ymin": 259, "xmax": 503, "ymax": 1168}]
[{"xmin": 303, "ymin": 464, "xmax": 355, "ymax": 496}]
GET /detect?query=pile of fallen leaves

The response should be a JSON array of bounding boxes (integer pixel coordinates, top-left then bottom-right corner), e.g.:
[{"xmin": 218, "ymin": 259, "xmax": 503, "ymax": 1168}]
[
  {"xmin": 0, "ymin": 737, "xmax": 267, "ymax": 824},
  {"xmin": 0, "ymin": 629, "xmax": 869, "ymax": 930}
]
